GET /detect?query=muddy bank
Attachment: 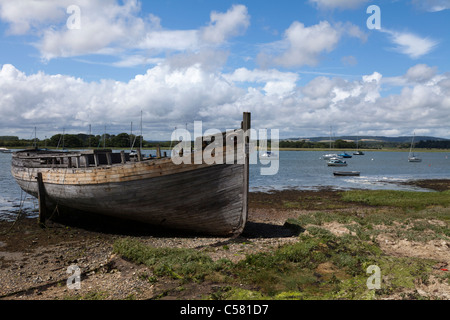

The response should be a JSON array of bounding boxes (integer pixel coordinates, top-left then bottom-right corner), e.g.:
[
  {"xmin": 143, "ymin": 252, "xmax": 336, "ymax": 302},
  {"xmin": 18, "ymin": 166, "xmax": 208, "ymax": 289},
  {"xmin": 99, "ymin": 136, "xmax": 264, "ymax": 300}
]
[
  {"xmin": 0, "ymin": 182, "xmax": 449, "ymax": 300},
  {"xmin": 0, "ymin": 191, "xmax": 305, "ymax": 300},
  {"xmin": 399, "ymin": 179, "xmax": 450, "ymax": 192}
]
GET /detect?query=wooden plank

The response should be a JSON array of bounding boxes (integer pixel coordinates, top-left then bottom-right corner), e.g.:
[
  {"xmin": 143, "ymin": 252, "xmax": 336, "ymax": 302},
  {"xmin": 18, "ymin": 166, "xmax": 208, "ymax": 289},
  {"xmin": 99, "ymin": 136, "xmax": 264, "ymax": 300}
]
[{"xmin": 36, "ymin": 172, "xmax": 46, "ymax": 227}]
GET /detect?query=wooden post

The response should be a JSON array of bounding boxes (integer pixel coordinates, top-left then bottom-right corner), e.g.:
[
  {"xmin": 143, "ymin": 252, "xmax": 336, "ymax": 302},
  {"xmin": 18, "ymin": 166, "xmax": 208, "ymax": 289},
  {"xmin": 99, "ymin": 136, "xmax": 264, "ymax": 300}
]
[
  {"xmin": 137, "ymin": 148, "xmax": 142, "ymax": 162},
  {"xmin": 242, "ymin": 112, "xmax": 250, "ymax": 221},
  {"xmin": 106, "ymin": 152, "xmax": 112, "ymax": 165},
  {"xmin": 156, "ymin": 145, "xmax": 161, "ymax": 158},
  {"xmin": 36, "ymin": 172, "xmax": 47, "ymax": 227},
  {"xmin": 120, "ymin": 150, "xmax": 126, "ymax": 164}
]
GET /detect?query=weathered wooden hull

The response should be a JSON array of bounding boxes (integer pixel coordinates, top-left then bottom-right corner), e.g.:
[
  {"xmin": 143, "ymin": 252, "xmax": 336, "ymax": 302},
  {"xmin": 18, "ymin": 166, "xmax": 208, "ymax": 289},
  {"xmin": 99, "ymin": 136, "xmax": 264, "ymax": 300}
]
[
  {"xmin": 11, "ymin": 113, "xmax": 251, "ymax": 236},
  {"xmin": 13, "ymin": 160, "xmax": 246, "ymax": 235}
]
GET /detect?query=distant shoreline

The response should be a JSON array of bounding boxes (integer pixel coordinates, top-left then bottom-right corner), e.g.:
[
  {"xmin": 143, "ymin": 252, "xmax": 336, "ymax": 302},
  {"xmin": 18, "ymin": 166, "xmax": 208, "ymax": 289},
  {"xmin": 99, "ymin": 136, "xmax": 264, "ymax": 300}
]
[
  {"xmin": 2, "ymin": 147, "xmax": 450, "ymax": 153},
  {"xmin": 275, "ymin": 148, "xmax": 450, "ymax": 152}
]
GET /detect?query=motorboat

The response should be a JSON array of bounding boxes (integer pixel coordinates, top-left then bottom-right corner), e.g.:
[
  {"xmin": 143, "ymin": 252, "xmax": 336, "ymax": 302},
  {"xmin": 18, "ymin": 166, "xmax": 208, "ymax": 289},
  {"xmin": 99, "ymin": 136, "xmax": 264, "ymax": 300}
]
[
  {"xmin": 321, "ymin": 153, "xmax": 339, "ymax": 160},
  {"xmin": 338, "ymin": 152, "xmax": 352, "ymax": 158},
  {"xmin": 333, "ymin": 171, "xmax": 360, "ymax": 176},
  {"xmin": 327, "ymin": 158, "xmax": 348, "ymax": 167},
  {"xmin": 259, "ymin": 151, "xmax": 279, "ymax": 160}
]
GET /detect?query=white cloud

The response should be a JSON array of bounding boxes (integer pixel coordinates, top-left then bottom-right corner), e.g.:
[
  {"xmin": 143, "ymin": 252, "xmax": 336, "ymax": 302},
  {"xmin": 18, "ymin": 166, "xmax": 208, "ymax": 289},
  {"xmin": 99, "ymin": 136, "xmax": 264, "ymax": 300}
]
[
  {"xmin": 258, "ymin": 21, "xmax": 340, "ymax": 68},
  {"xmin": 257, "ymin": 21, "xmax": 366, "ymax": 68},
  {"xmin": 381, "ymin": 29, "xmax": 439, "ymax": 59},
  {"xmin": 0, "ymin": 0, "xmax": 70, "ymax": 34},
  {"xmin": 405, "ymin": 64, "xmax": 438, "ymax": 82},
  {"xmin": 412, "ymin": 0, "xmax": 450, "ymax": 12},
  {"xmin": 200, "ymin": 4, "xmax": 250, "ymax": 44},
  {"xmin": 224, "ymin": 68, "xmax": 299, "ymax": 84},
  {"xmin": 1, "ymin": 62, "xmax": 450, "ymax": 139},
  {"xmin": 0, "ymin": 1, "xmax": 250, "ymax": 64}
]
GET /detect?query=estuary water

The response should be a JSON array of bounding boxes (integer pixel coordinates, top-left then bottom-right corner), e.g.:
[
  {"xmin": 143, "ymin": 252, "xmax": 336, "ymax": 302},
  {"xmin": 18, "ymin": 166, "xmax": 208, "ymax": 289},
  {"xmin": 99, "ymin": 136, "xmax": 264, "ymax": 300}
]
[
  {"xmin": 1, "ymin": 149, "xmax": 450, "ymax": 220},
  {"xmin": 249, "ymin": 150, "xmax": 450, "ymax": 192}
]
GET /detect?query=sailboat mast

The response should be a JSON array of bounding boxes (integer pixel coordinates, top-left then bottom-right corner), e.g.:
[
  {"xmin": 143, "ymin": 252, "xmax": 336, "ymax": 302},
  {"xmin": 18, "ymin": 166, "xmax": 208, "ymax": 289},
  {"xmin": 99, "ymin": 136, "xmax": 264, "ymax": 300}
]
[
  {"xmin": 329, "ymin": 126, "xmax": 332, "ymax": 150},
  {"xmin": 409, "ymin": 132, "xmax": 415, "ymax": 156},
  {"xmin": 140, "ymin": 110, "xmax": 143, "ymax": 150}
]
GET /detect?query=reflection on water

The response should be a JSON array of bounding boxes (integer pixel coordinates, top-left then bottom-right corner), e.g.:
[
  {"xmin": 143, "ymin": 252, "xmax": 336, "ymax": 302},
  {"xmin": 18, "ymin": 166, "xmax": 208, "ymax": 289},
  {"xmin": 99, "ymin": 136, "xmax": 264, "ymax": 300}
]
[{"xmin": 1, "ymin": 149, "xmax": 450, "ymax": 220}]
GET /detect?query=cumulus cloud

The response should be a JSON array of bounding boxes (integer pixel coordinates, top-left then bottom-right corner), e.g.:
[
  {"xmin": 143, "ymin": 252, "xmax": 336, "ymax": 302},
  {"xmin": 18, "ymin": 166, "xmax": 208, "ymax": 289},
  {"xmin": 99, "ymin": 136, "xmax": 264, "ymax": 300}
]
[
  {"xmin": 381, "ymin": 29, "xmax": 439, "ymax": 59},
  {"xmin": 2, "ymin": 62, "xmax": 449, "ymax": 139},
  {"xmin": 257, "ymin": 21, "xmax": 366, "ymax": 68},
  {"xmin": 200, "ymin": 5, "xmax": 250, "ymax": 44},
  {"xmin": 0, "ymin": 1, "xmax": 250, "ymax": 64},
  {"xmin": 405, "ymin": 64, "xmax": 438, "ymax": 83}
]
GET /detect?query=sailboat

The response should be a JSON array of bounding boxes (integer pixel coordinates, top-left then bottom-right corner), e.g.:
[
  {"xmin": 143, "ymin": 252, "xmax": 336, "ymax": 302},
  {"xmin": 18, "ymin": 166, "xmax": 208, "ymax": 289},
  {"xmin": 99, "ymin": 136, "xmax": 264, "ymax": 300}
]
[
  {"xmin": 353, "ymin": 137, "xmax": 364, "ymax": 155},
  {"xmin": 322, "ymin": 126, "xmax": 338, "ymax": 160},
  {"xmin": 408, "ymin": 133, "xmax": 422, "ymax": 162}
]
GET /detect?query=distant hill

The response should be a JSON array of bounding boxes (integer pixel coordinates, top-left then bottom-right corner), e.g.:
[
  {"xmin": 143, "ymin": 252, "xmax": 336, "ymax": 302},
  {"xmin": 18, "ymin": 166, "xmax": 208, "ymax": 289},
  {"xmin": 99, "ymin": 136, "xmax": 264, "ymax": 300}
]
[{"xmin": 288, "ymin": 136, "xmax": 450, "ymax": 143}]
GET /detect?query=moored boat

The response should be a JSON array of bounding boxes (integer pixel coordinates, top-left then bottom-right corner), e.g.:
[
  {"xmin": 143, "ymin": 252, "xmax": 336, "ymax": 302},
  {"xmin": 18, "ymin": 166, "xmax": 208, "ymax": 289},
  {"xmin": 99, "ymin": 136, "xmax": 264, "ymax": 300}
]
[
  {"xmin": 338, "ymin": 152, "xmax": 352, "ymax": 158},
  {"xmin": 327, "ymin": 158, "xmax": 348, "ymax": 167},
  {"xmin": 333, "ymin": 171, "xmax": 360, "ymax": 176},
  {"xmin": 321, "ymin": 153, "xmax": 339, "ymax": 160},
  {"xmin": 11, "ymin": 113, "xmax": 251, "ymax": 236},
  {"xmin": 259, "ymin": 151, "xmax": 278, "ymax": 160},
  {"xmin": 408, "ymin": 132, "xmax": 422, "ymax": 162}
]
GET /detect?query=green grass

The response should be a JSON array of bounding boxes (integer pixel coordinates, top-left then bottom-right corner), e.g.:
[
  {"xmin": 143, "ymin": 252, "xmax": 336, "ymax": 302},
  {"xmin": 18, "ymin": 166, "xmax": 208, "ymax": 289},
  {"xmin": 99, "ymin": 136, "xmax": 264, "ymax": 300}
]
[
  {"xmin": 113, "ymin": 238, "xmax": 221, "ymax": 282},
  {"xmin": 112, "ymin": 190, "xmax": 450, "ymax": 300},
  {"xmin": 113, "ymin": 223, "xmax": 446, "ymax": 300},
  {"xmin": 341, "ymin": 189, "xmax": 450, "ymax": 210}
]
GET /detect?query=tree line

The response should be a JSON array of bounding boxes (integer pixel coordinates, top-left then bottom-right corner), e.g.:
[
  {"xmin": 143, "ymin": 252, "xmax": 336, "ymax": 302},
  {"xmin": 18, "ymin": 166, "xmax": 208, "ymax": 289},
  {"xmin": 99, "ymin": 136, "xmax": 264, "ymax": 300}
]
[
  {"xmin": 2, "ymin": 135, "xmax": 449, "ymax": 150},
  {"xmin": 0, "ymin": 133, "xmax": 173, "ymax": 149},
  {"xmin": 279, "ymin": 139, "xmax": 357, "ymax": 149}
]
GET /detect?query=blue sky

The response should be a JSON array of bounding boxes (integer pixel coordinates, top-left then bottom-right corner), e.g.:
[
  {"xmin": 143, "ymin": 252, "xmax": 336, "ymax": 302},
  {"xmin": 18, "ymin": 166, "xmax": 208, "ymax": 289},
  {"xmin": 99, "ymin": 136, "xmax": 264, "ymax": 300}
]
[{"xmin": 0, "ymin": 0, "xmax": 449, "ymax": 140}]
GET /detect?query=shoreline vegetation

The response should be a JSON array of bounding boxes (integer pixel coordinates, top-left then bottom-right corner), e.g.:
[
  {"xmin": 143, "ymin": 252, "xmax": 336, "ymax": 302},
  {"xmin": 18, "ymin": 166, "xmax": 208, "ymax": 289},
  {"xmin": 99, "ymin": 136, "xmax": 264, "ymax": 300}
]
[
  {"xmin": 2, "ymin": 146, "xmax": 450, "ymax": 153},
  {"xmin": 2, "ymin": 133, "xmax": 450, "ymax": 152},
  {"xmin": 0, "ymin": 179, "xmax": 449, "ymax": 300}
]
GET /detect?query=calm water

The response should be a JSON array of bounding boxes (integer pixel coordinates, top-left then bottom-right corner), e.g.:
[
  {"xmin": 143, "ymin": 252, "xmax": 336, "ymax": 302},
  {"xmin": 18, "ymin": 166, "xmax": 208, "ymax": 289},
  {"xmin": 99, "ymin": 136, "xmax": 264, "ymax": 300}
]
[
  {"xmin": 1, "ymin": 149, "xmax": 450, "ymax": 220},
  {"xmin": 250, "ymin": 150, "xmax": 450, "ymax": 192}
]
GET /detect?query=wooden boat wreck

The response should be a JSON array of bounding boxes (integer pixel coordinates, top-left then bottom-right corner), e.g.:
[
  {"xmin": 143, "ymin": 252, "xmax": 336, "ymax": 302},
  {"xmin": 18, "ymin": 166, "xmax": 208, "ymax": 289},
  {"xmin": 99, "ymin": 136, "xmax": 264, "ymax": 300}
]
[{"xmin": 11, "ymin": 113, "xmax": 251, "ymax": 236}]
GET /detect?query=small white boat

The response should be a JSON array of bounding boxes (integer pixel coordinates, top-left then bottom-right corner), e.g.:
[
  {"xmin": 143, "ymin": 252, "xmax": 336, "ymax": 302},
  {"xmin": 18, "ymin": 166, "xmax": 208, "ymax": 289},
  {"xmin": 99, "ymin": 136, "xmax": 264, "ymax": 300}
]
[
  {"xmin": 322, "ymin": 153, "xmax": 339, "ymax": 160},
  {"xmin": 327, "ymin": 158, "xmax": 348, "ymax": 167},
  {"xmin": 0, "ymin": 147, "xmax": 12, "ymax": 153},
  {"xmin": 259, "ymin": 151, "xmax": 279, "ymax": 160}
]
